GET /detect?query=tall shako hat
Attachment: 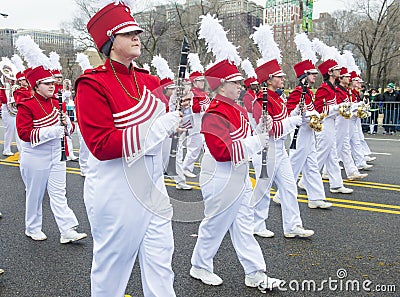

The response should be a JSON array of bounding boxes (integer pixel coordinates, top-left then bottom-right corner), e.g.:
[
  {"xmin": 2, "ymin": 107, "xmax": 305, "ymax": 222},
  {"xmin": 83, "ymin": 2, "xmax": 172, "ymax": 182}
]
[
  {"xmin": 312, "ymin": 38, "xmax": 342, "ymax": 76},
  {"xmin": 293, "ymin": 33, "xmax": 318, "ymax": 78},
  {"xmin": 199, "ymin": 14, "xmax": 243, "ymax": 91},
  {"xmin": 87, "ymin": 0, "xmax": 143, "ymax": 56},
  {"xmin": 76, "ymin": 53, "xmax": 93, "ymax": 72},
  {"xmin": 49, "ymin": 51, "xmax": 62, "ymax": 77},
  {"xmin": 251, "ymin": 24, "xmax": 285, "ymax": 83},
  {"xmin": 241, "ymin": 59, "xmax": 258, "ymax": 88},
  {"xmin": 11, "ymin": 54, "xmax": 26, "ymax": 80},
  {"xmin": 15, "ymin": 35, "xmax": 55, "ymax": 87},
  {"xmin": 151, "ymin": 54, "xmax": 176, "ymax": 88},
  {"xmin": 188, "ymin": 53, "xmax": 204, "ymax": 82}
]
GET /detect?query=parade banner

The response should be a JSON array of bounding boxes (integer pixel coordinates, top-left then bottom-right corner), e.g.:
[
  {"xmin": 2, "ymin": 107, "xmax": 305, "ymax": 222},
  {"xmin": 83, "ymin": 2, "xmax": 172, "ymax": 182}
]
[{"xmin": 302, "ymin": 0, "xmax": 313, "ymax": 32}]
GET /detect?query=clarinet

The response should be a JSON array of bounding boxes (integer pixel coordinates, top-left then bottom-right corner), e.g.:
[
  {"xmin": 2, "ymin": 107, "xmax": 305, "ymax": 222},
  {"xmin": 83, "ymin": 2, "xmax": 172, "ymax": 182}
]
[
  {"xmin": 58, "ymin": 90, "xmax": 67, "ymax": 161},
  {"xmin": 259, "ymin": 82, "xmax": 269, "ymax": 179},
  {"xmin": 165, "ymin": 36, "xmax": 190, "ymax": 177},
  {"xmin": 289, "ymin": 79, "xmax": 308, "ymax": 150}
]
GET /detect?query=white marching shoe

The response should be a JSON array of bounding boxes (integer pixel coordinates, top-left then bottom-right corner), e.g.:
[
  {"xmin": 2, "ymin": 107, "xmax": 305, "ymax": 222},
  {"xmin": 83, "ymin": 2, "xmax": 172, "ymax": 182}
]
[
  {"xmin": 330, "ymin": 186, "xmax": 353, "ymax": 194},
  {"xmin": 347, "ymin": 172, "xmax": 368, "ymax": 180},
  {"xmin": 254, "ymin": 228, "xmax": 275, "ymax": 238},
  {"xmin": 25, "ymin": 230, "xmax": 47, "ymax": 241},
  {"xmin": 284, "ymin": 225, "xmax": 314, "ymax": 238},
  {"xmin": 183, "ymin": 170, "xmax": 196, "ymax": 178},
  {"xmin": 357, "ymin": 164, "xmax": 373, "ymax": 170},
  {"xmin": 245, "ymin": 271, "xmax": 284, "ymax": 292},
  {"xmin": 308, "ymin": 200, "xmax": 333, "ymax": 209},
  {"xmin": 321, "ymin": 173, "xmax": 329, "ymax": 180},
  {"xmin": 297, "ymin": 178, "xmax": 306, "ymax": 190},
  {"xmin": 365, "ymin": 156, "xmax": 376, "ymax": 162},
  {"xmin": 176, "ymin": 182, "xmax": 192, "ymax": 190},
  {"xmin": 60, "ymin": 228, "xmax": 87, "ymax": 244},
  {"xmin": 190, "ymin": 266, "xmax": 223, "ymax": 286},
  {"xmin": 272, "ymin": 193, "xmax": 281, "ymax": 204}
]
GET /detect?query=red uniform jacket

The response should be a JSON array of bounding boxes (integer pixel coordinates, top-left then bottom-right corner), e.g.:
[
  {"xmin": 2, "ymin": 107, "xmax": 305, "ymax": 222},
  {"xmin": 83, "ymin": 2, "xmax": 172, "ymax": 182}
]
[
  {"xmin": 191, "ymin": 87, "xmax": 210, "ymax": 113},
  {"xmin": 13, "ymin": 86, "xmax": 32, "ymax": 105},
  {"xmin": 253, "ymin": 89, "xmax": 288, "ymax": 139},
  {"xmin": 75, "ymin": 59, "xmax": 161, "ymax": 161},
  {"xmin": 16, "ymin": 93, "xmax": 68, "ymax": 145},
  {"xmin": 0, "ymin": 88, "xmax": 7, "ymax": 104},
  {"xmin": 242, "ymin": 89, "xmax": 256, "ymax": 114},
  {"xmin": 201, "ymin": 93, "xmax": 251, "ymax": 165},
  {"xmin": 314, "ymin": 81, "xmax": 337, "ymax": 114},
  {"xmin": 286, "ymin": 85, "xmax": 316, "ymax": 114},
  {"xmin": 335, "ymin": 85, "xmax": 351, "ymax": 104},
  {"xmin": 351, "ymin": 89, "xmax": 361, "ymax": 103}
]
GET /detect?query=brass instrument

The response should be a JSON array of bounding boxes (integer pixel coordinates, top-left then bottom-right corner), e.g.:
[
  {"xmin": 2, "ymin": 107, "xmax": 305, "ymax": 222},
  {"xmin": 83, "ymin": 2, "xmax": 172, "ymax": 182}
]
[
  {"xmin": 0, "ymin": 59, "xmax": 18, "ymax": 116},
  {"xmin": 259, "ymin": 82, "xmax": 269, "ymax": 179},
  {"xmin": 356, "ymin": 98, "xmax": 370, "ymax": 119},
  {"xmin": 165, "ymin": 36, "xmax": 190, "ymax": 177},
  {"xmin": 339, "ymin": 102, "xmax": 352, "ymax": 119}
]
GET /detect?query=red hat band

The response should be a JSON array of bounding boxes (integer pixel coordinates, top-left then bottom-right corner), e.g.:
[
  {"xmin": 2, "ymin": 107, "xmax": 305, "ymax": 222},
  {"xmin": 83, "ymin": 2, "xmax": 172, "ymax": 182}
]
[
  {"xmin": 318, "ymin": 59, "xmax": 340, "ymax": 76},
  {"xmin": 87, "ymin": 3, "xmax": 143, "ymax": 51},
  {"xmin": 255, "ymin": 59, "xmax": 285, "ymax": 83},
  {"xmin": 16, "ymin": 71, "xmax": 26, "ymax": 80},
  {"xmin": 160, "ymin": 78, "xmax": 175, "ymax": 88},
  {"xmin": 25, "ymin": 66, "xmax": 55, "ymax": 87},
  {"xmin": 189, "ymin": 71, "xmax": 204, "ymax": 83},
  {"xmin": 244, "ymin": 77, "xmax": 257, "ymax": 88},
  {"xmin": 204, "ymin": 60, "xmax": 243, "ymax": 91},
  {"xmin": 293, "ymin": 60, "xmax": 318, "ymax": 78}
]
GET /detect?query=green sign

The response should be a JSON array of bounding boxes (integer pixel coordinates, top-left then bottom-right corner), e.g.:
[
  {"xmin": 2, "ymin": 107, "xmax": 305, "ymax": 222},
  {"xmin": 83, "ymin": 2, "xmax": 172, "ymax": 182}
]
[{"xmin": 302, "ymin": 0, "xmax": 313, "ymax": 32}]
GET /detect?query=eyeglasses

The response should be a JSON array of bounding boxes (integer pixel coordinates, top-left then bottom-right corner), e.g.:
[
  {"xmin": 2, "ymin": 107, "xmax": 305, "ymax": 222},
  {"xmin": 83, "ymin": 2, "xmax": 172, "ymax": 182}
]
[
  {"xmin": 40, "ymin": 82, "xmax": 55, "ymax": 86},
  {"xmin": 227, "ymin": 80, "xmax": 242, "ymax": 86}
]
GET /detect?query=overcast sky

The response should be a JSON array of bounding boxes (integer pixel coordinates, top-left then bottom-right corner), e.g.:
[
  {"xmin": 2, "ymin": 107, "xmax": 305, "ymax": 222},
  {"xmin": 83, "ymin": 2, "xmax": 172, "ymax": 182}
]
[{"xmin": 0, "ymin": 0, "xmax": 342, "ymax": 31}]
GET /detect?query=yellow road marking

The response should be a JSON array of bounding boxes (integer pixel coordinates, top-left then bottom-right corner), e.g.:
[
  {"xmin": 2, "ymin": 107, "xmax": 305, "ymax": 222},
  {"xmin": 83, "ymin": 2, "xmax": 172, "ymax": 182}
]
[{"xmin": 1, "ymin": 160, "xmax": 399, "ymax": 215}]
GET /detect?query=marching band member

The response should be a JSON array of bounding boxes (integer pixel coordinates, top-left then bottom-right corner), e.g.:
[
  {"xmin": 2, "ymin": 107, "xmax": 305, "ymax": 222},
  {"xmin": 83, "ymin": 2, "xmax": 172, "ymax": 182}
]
[
  {"xmin": 15, "ymin": 35, "xmax": 87, "ymax": 244},
  {"xmin": 274, "ymin": 33, "xmax": 332, "ymax": 209},
  {"xmin": 49, "ymin": 52, "xmax": 63, "ymax": 94},
  {"xmin": 240, "ymin": 59, "xmax": 259, "ymax": 129},
  {"xmin": 312, "ymin": 39, "xmax": 353, "ymax": 194},
  {"xmin": 334, "ymin": 66, "xmax": 368, "ymax": 180},
  {"xmin": 190, "ymin": 14, "xmax": 283, "ymax": 292},
  {"xmin": 62, "ymin": 78, "xmax": 78, "ymax": 161},
  {"xmin": 75, "ymin": 1, "xmax": 181, "ymax": 296},
  {"xmin": 251, "ymin": 25, "xmax": 314, "ymax": 238},
  {"xmin": 0, "ymin": 58, "xmax": 18, "ymax": 156},
  {"xmin": 182, "ymin": 53, "xmax": 209, "ymax": 178}
]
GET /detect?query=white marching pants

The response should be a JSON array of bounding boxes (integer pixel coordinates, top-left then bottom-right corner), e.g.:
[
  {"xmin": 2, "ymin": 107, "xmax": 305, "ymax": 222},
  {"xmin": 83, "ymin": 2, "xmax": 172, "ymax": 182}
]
[
  {"xmin": 276, "ymin": 124, "xmax": 325, "ymax": 201},
  {"xmin": 2, "ymin": 104, "xmax": 17, "ymax": 154},
  {"xmin": 191, "ymin": 177, "xmax": 266, "ymax": 275},
  {"xmin": 85, "ymin": 155, "xmax": 175, "ymax": 297},
  {"xmin": 253, "ymin": 139, "xmax": 303, "ymax": 233},
  {"xmin": 350, "ymin": 117, "xmax": 367, "ymax": 167},
  {"xmin": 358, "ymin": 120, "xmax": 372, "ymax": 156},
  {"xmin": 183, "ymin": 114, "xmax": 203, "ymax": 173},
  {"xmin": 19, "ymin": 140, "xmax": 79, "ymax": 234},
  {"xmin": 173, "ymin": 132, "xmax": 187, "ymax": 184},
  {"xmin": 335, "ymin": 116, "xmax": 358, "ymax": 177},
  {"xmin": 316, "ymin": 117, "xmax": 343, "ymax": 189}
]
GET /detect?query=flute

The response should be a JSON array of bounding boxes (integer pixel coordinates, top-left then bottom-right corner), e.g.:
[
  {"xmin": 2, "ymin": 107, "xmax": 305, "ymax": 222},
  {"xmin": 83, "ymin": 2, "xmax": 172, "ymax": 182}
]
[{"xmin": 58, "ymin": 90, "xmax": 67, "ymax": 161}]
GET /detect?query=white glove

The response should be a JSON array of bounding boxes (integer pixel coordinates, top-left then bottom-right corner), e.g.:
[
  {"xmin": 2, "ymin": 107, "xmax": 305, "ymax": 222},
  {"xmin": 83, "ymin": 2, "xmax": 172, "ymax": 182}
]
[
  {"xmin": 279, "ymin": 115, "xmax": 302, "ymax": 139},
  {"xmin": 255, "ymin": 115, "xmax": 273, "ymax": 135},
  {"xmin": 306, "ymin": 110, "xmax": 320, "ymax": 118},
  {"xmin": 351, "ymin": 102, "xmax": 359, "ymax": 112},
  {"xmin": 241, "ymin": 133, "xmax": 268, "ymax": 156},
  {"xmin": 331, "ymin": 104, "xmax": 340, "ymax": 111},
  {"xmin": 143, "ymin": 111, "xmax": 181, "ymax": 153},
  {"xmin": 33, "ymin": 126, "xmax": 64, "ymax": 147},
  {"xmin": 290, "ymin": 105, "xmax": 301, "ymax": 116}
]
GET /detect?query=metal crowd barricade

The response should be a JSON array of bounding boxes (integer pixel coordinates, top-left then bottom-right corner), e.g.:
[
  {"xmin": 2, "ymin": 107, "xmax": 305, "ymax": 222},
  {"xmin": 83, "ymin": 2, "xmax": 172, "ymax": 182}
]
[{"xmin": 361, "ymin": 101, "xmax": 400, "ymax": 133}]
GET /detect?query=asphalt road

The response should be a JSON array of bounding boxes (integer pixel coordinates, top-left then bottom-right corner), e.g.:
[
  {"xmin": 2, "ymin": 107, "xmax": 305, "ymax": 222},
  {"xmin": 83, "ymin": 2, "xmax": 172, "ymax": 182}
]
[{"xmin": 0, "ymin": 121, "xmax": 399, "ymax": 297}]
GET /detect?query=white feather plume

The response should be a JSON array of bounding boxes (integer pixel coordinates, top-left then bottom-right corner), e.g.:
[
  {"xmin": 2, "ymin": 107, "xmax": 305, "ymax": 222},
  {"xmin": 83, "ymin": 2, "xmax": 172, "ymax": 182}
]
[
  {"xmin": 11, "ymin": 54, "xmax": 25, "ymax": 72},
  {"xmin": 15, "ymin": 35, "xmax": 53, "ymax": 69},
  {"xmin": 49, "ymin": 51, "xmax": 62, "ymax": 70},
  {"xmin": 251, "ymin": 24, "xmax": 281, "ymax": 64},
  {"xmin": 188, "ymin": 53, "xmax": 204, "ymax": 74},
  {"xmin": 142, "ymin": 63, "xmax": 150, "ymax": 72},
  {"xmin": 241, "ymin": 59, "xmax": 256, "ymax": 79},
  {"xmin": 151, "ymin": 54, "xmax": 174, "ymax": 80},
  {"xmin": 76, "ymin": 53, "xmax": 92, "ymax": 72},
  {"xmin": 342, "ymin": 50, "xmax": 360, "ymax": 74},
  {"xmin": 294, "ymin": 33, "xmax": 317, "ymax": 64},
  {"xmin": 198, "ymin": 14, "xmax": 241, "ymax": 66}
]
